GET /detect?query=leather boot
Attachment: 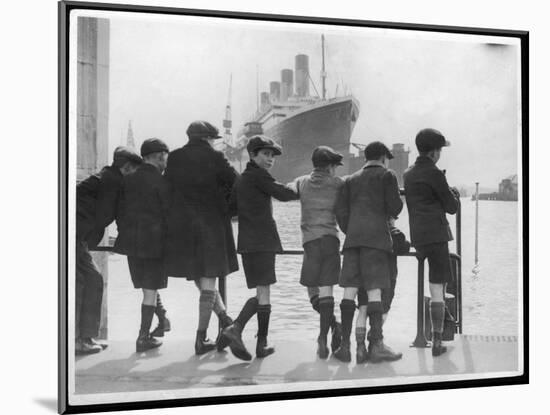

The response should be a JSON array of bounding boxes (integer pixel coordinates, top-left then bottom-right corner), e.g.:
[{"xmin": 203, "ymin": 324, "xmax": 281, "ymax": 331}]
[
  {"xmin": 76, "ymin": 338, "xmax": 102, "ymax": 355},
  {"xmin": 256, "ymin": 335, "xmax": 275, "ymax": 358},
  {"xmin": 356, "ymin": 341, "xmax": 368, "ymax": 364},
  {"xmin": 333, "ymin": 340, "xmax": 351, "ymax": 363},
  {"xmin": 195, "ymin": 330, "xmax": 216, "ymax": 355},
  {"xmin": 150, "ymin": 316, "xmax": 171, "ymax": 338},
  {"xmin": 368, "ymin": 339, "xmax": 402, "ymax": 363},
  {"xmin": 222, "ymin": 323, "xmax": 252, "ymax": 361},
  {"xmin": 136, "ymin": 333, "xmax": 162, "ymax": 353},
  {"xmin": 432, "ymin": 332, "xmax": 447, "ymax": 357},
  {"xmin": 88, "ymin": 337, "xmax": 108, "ymax": 350},
  {"xmin": 317, "ymin": 335, "xmax": 329, "ymax": 359},
  {"xmin": 216, "ymin": 314, "xmax": 234, "ymax": 352}
]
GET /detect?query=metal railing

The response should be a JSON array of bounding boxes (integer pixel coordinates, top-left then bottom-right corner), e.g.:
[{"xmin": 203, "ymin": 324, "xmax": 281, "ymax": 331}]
[{"xmin": 91, "ymin": 199, "xmax": 462, "ymax": 347}]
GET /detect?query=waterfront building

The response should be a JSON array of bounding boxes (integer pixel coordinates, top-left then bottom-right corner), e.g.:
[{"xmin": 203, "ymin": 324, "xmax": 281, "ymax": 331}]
[
  {"xmin": 499, "ymin": 174, "xmax": 518, "ymax": 200},
  {"xmin": 387, "ymin": 143, "xmax": 409, "ymax": 187}
]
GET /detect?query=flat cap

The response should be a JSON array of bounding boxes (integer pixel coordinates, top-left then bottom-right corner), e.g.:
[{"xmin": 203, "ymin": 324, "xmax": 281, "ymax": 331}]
[
  {"xmin": 312, "ymin": 146, "xmax": 344, "ymax": 167},
  {"xmin": 186, "ymin": 120, "xmax": 222, "ymax": 139},
  {"xmin": 364, "ymin": 141, "xmax": 394, "ymax": 160},
  {"xmin": 415, "ymin": 128, "xmax": 450, "ymax": 152},
  {"xmin": 112, "ymin": 146, "xmax": 143, "ymax": 164},
  {"xmin": 140, "ymin": 138, "xmax": 169, "ymax": 157},
  {"xmin": 246, "ymin": 135, "xmax": 282, "ymax": 156}
]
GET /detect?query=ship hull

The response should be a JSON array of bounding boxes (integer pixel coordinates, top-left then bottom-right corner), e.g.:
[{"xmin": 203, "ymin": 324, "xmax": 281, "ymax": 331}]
[{"xmin": 265, "ymin": 97, "xmax": 359, "ymax": 183}]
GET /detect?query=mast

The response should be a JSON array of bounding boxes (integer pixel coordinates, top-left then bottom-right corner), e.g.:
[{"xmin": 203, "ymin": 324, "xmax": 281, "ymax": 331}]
[
  {"xmin": 126, "ymin": 120, "xmax": 135, "ymax": 149},
  {"xmin": 321, "ymin": 34, "xmax": 327, "ymax": 100},
  {"xmin": 223, "ymin": 74, "xmax": 233, "ymax": 146},
  {"xmin": 256, "ymin": 64, "xmax": 259, "ymax": 113}
]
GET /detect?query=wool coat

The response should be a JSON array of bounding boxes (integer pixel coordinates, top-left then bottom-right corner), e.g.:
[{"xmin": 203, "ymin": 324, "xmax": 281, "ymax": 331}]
[
  {"xmin": 76, "ymin": 165, "xmax": 123, "ymax": 247},
  {"xmin": 164, "ymin": 139, "xmax": 239, "ymax": 278},
  {"xmin": 403, "ymin": 155, "xmax": 459, "ymax": 247},
  {"xmin": 234, "ymin": 160, "xmax": 299, "ymax": 253},
  {"xmin": 114, "ymin": 163, "xmax": 170, "ymax": 258},
  {"xmin": 336, "ymin": 165, "xmax": 403, "ymax": 252}
]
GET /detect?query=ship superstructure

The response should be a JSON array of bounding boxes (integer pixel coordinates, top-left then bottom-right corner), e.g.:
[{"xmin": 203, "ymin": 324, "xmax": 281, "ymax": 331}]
[{"xmin": 224, "ymin": 35, "xmax": 360, "ymax": 182}]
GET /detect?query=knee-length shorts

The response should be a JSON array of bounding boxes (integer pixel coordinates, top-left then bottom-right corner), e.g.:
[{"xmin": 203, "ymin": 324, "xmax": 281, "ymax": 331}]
[
  {"xmin": 357, "ymin": 254, "xmax": 397, "ymax": 312},
  {"xmin": 300, "ymin": 235, "xmax": 341, "ymax": 287},
  {"xmin": 339, "ymin": 247, "xmax": 391, "ymax": 291},
  {"xmin": 415, "ymin": 242, "xmax": 453, "ymax": 284},
  {"xmin": 241, "ymin": 252, "xmax": 277, "ymax": 289}
]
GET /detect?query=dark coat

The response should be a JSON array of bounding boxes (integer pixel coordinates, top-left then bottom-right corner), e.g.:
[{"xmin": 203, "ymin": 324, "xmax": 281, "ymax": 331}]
[
  {"xmin": 336, "ymin": 165, "xmax": 403, "ymax": 252},
  {"xmin": 403, "ymin": 155, "xmax": 459, "ymax": 247},
  {"xmin": 234, "ymin": 160, "xmax": 299, "ymax": 253},
  {"xmin": 114, "ymin": 163, "xmax": 170, "ymax": 258},
  {"xmin": 164, "ymin": 139, "xmax": 239, "ymax": 278},
  {"xmin": 76, "ymin": 165, "xmax": 123, "ymax": 247}
]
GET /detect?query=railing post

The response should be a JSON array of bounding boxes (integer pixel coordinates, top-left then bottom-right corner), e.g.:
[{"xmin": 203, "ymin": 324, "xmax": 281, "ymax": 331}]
[
  {"xmin": 456, "ymin": 200, "xmax": 463, "ymax": 334},
  {"xmin": 411, "ymin": 257, "xmax": 430, "ymax": 347},
  {"xmin": 218, "ymin": 276, "xmax": 227, "ymax": 333}
]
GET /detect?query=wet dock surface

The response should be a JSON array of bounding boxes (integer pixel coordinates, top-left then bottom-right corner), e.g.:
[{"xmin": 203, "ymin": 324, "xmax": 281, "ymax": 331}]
[{"xmin": 73, "ymin": 333, "xmax": 520, "ymax": 405}]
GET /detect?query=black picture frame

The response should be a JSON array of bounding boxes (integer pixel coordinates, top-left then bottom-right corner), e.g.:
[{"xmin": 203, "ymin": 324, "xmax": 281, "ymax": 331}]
[{"xmin": 59, "ymin": 1, "xmax": 529, "ymax": 413}]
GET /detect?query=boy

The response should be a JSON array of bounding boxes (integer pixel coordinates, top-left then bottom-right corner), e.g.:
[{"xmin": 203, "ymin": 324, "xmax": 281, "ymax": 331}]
[
  {"xmin": 292, "ymin": 146, "xmax": 344, "ymax": 359},
  {"xmin": 355, "ymin": 218, "xmax": 410, "ymax": 363},
  {"xmin": 334, "ymin": 141, "xmax": 403, "ymax": 363},
  {"xmin": 75, "ymin": 146, "xmax": 142, "ymax": 354},
  {"xmin": 403, "ymin": 128, "xmax": 460, "ymax": 357},
  {"xmin": 220, "ymin": 135, "xmax": 299, "ymax": 361},
  {"xmin": 164, "ymin": 121, "xmax": 238, "ymax": 355},
  {"xmin": 114, "ymin": 138, "xmax": 171, "ymax": 352}
]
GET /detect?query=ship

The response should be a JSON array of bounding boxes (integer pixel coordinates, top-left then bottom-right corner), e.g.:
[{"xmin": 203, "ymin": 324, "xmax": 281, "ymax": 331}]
[{"xmin": 221, "ymin": 35, "xmax": 360, "ymax": 182}]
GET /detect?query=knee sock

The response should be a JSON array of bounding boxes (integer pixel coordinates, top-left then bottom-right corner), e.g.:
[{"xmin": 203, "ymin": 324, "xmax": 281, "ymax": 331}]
[
  {"xmin": 430, "ymin": 301, "xmax": 445, "ymax": 334},
  {"xmin": 312, "ymin": 293, "xmax": 337, "ymax": 329},
  {"xmin": 356, "ymin": 326, "xmax": 367, "ymax": 345},
  {"xmin": 367, "ymin": 301, "xmax": 384, "ymax": 342},
  {"xmin": 155, "ymin": 293, "xmax": 167, "ymax": 319},
  {"xmin": 310, "ymin": 294, "xmax": 320, "ymax": 313},
  {"xmin": 235, "ymin": 297, "xmax": 259, "ymax": 330},
  {"xmin": 319, "ymin": 296, "xmax": 334, "ymax": 339},
  {"xmin": 198, "ymin": 290, "xmax": 216, "ymax": 332},
  {"xmin": 257, "ymin": 304, "xmax": 271, "ymax": 338},
  {"xmin": 139, "ymin": 304, "xmax": 156, "ymax": 337},
  {"xmin": 212, "ymin": 290, "xmax": 225, "ymax": 316},
  {"xmin": 339, "ymin": 299, "xmax": 356, "ymax": 345}
]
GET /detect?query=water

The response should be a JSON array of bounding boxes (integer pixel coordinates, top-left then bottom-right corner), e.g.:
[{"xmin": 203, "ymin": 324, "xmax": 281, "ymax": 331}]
[{"xmin": 106, "ymin": 198, "xmax": 520, "ymax": 342}]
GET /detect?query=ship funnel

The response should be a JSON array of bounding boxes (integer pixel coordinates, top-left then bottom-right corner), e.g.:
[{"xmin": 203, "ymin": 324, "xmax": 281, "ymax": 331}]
[
  {"xmin": 260, "ymin": 92, "xmax": 270, "ymax": 111},
  {"xmin": 270, "ymin": 81, "xmax": 281, "ymax": 102},
  {"xmin": 281, "ymin": 69, "xmax": 293, "ymax": 101},
  {"xmin": 295, "ymin": 54, "xmax": 309, "ymax": 97}
]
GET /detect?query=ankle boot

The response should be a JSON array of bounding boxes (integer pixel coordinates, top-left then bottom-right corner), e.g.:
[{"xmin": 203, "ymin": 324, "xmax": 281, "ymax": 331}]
[
  {"xmin": 432, "ymin": 332, "xmax": 447, "ymax": 357},
  {"xmin": 151, "ymin": 316, "xmax": 171, "ymax": 338},
  {"xmin": 256, "ymin": 335, "xmax": 275, "ymax": 358},
  {"xmin": 195, "ymin": 330, "xmax": 216, "ymax": 355},
  {"xmin": 317, "ymin": 335, "xmax": 329, "ymax": 359},
  {"xmin": 136, "ymin": 333, "xmax": 162, "ymax": 353},
  {"xmin": 216, "ymin": 314, "xmax": 234, "ymax": 351},
  {"xmin": 222, "ymin": 323, "xmax": 252, "ymax": 361},
  {"xmin": 368, "ymin": 339, "xmax": 403, "ymax": 363},
  {"xmin": 333, "ymin": 340, "xmax": 351, "ymax": 363},
  {"xmin": 76, "ymin": 338, "xmax": 102, "ymax": 355}
]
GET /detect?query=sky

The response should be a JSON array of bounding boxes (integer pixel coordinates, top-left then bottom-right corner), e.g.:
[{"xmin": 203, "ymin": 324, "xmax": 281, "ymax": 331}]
[{"xmin": 103, "ymin": 12, "xmax": 520, "ymax": 190}]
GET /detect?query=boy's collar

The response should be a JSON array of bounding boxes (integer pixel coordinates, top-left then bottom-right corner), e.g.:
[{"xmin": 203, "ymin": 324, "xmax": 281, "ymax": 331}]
[{"xmin": 364, "ymin": 160, "xmax": 385, "ymax": 168}]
